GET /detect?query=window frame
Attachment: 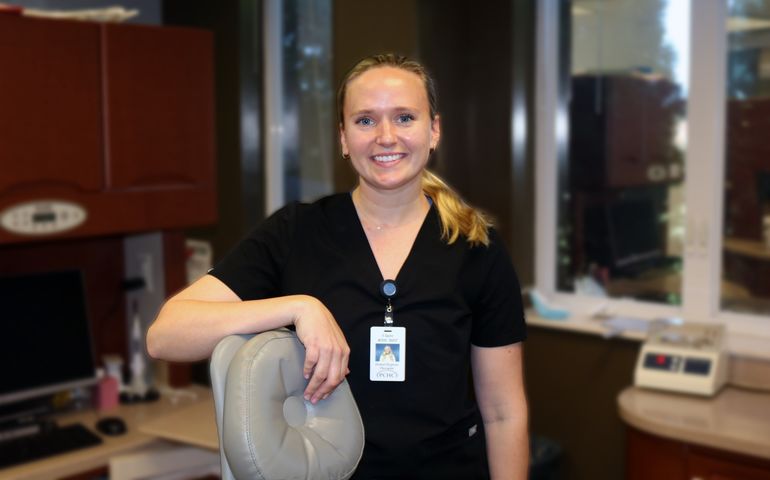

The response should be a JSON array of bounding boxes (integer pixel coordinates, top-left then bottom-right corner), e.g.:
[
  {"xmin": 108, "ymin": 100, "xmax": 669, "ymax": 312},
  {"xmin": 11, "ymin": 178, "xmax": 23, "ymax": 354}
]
[{"xmin": 534, "ymin": 0, "xmax": 770, "ymax": 339}]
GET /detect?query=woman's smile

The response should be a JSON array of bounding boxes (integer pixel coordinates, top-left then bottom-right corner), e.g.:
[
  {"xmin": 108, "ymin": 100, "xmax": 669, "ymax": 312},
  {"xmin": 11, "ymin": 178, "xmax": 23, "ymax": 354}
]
[{"xmin": 371, "ymin": 152, "xmax": 406, "ymax": 165}]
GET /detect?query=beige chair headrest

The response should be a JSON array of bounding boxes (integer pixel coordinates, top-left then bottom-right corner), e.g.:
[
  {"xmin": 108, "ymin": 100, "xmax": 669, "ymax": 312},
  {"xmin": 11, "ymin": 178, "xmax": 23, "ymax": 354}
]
[{"xmin": 210, "ymin": 329, "xmax": 364, "ymax": 480}]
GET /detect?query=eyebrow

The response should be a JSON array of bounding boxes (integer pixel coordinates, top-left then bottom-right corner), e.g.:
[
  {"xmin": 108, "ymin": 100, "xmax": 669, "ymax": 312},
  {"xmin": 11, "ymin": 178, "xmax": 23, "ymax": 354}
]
[{"xmin": 349, "ymin": 107, "xmax": 418, "ymax": 116}]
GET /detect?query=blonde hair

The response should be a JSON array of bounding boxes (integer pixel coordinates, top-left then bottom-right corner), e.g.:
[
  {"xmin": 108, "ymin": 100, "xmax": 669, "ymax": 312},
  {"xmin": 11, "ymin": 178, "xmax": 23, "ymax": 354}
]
[
  {"xmin": 421, "ymin": 170, "xmax": 492, "ymax": 246},
  {"xmin": 338, "ymin": 53, "xmax": 492, "ymax": 246}
]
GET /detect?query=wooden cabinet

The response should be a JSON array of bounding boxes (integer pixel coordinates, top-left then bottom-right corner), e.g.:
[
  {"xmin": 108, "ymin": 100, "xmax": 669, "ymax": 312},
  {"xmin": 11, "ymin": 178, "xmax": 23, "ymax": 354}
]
[
  {"xmin": 569, "ymin": 74, "xmax": 685, "ymax": 190},
  {"xmin": 688, "ymin": 451, "xmax": 770, "ymax": 480},
  {"xmin": 0, "ymin": 16, "xmax": 103, "ymax": 195},
  {"xmin": 103, "ymin": 23, "xmax": 214, "ymax": 192},
  {"xmin": 724, "ymin": 98, "xmax": 770, "ymax": 240},
  {"xmin": 0, "ymin": 16, "xmax": 216, "ymax": 244},
  {"xmin": 626, "ymin": 427, "xmax": 770, "ymax": 480}
]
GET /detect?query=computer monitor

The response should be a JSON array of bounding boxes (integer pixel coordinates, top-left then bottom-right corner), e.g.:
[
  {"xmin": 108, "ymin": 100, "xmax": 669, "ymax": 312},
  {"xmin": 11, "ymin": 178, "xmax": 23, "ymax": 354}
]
[
  {"xmin": 607, "ymin": 194, "xmax": 664, "ymax": 270},
  {"xmin": 582, "ymin": 188, "xmax": 665, "ymax": 276},
  {"xmin": 0, "ymin": 270, "xmax": 97, "ymax": 406}
]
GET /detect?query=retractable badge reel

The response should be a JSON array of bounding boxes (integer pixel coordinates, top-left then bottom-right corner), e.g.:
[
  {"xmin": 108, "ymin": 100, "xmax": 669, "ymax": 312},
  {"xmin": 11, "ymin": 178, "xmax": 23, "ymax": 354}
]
[{"xmin": 380, "ymin": 279, "xmax": 397, "ymax": 325}]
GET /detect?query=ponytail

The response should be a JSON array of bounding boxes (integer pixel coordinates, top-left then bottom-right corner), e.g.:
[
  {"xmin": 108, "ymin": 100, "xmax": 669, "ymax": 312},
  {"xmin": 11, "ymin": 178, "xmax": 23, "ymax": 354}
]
[{"xmin": 421, "ymin": 170, "xmax": 491, "ymax": 246}]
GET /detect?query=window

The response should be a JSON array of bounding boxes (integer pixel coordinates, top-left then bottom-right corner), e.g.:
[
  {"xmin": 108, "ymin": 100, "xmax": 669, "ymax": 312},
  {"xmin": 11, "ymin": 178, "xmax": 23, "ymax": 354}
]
[
  {"xmin": 264, "ymin": 0, "xmax": 334, "ymax": 213},
  {"xmin": 536, "ymin": 0, "xmax": 770, "ymax": 337},
  {"xmin": 722, "ymin": 0, "xmax": 770, "ymax": 316}
]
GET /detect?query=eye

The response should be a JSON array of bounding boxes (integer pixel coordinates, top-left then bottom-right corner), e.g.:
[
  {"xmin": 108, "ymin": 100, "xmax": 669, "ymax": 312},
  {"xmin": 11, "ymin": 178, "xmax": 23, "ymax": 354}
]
[
  {"xmin": 355, "ymin": 117, "xmax": 375, "ymax": 127},
  {"xmin": 396, "ymin": 113, "xmax": 415, "ymax": 124}
]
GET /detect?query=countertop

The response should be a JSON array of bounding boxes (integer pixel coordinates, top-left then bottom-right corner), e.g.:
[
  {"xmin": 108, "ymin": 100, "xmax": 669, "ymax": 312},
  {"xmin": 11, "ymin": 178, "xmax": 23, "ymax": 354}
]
[
  {"xmin": 0, "ymin": 385, "xmax": 215, "ymax": 480},
  {"xmin": 618, "ymin": 386, "xmax": 770, "ymax": 460}
]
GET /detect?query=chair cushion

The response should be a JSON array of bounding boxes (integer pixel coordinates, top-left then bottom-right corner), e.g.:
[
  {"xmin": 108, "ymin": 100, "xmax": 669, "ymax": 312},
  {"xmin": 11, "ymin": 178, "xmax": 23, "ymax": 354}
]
[{"xmin": 219, "ymin": 329, "xmax": 364, "ymax": 480}]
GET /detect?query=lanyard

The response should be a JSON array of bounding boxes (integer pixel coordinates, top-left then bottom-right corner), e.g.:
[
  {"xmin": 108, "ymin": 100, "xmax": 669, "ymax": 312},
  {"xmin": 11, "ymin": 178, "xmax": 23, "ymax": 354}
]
[{"xmin": 380, "ymin": 279, "xmax": 397, "ymax": 326}]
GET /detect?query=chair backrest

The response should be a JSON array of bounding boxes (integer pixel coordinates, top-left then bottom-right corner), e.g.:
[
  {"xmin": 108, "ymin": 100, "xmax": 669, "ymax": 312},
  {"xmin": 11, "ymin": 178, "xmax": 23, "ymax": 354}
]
[{"xmin": 210, "ymin": 329, "xmax": 365, "ymax": 480}]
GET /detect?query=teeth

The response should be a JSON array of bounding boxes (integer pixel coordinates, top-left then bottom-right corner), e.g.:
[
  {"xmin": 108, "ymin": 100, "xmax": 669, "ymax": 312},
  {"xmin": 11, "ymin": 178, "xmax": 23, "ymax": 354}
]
[{"xmin": 373, "ymin": 154, "xmax": 401, "ymax": 162}]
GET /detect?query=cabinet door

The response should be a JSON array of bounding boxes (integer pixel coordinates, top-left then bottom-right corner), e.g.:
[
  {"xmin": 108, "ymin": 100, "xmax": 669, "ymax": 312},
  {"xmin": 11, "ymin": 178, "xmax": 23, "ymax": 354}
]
[
  {"xmin": 0, "ymin": 16, "xmax": 102, "ymax": 195},
  {"xmin": 626, "ymin": 427, "xmax": 688, "ymax": 480},
  {"xmin": 99, "ymin": 23, "xmax": 216, "ymax": 231},
  {"xmin": 606, "ymin": 76, "xmax": 682, "ymax": 188},
  {"xmin": 688, "ymin": 450, "xmax": 770, "ymax": 480},
  {"xmin": 102, "ymin": 23, "xmax": 214, "ymax": 193}
]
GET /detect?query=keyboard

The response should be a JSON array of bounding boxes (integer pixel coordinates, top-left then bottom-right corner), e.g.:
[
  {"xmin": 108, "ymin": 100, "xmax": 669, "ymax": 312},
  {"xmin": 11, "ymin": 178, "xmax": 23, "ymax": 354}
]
[{"xmin": 0, "ymin": 422, "xmax": 103, "ymax": 469}]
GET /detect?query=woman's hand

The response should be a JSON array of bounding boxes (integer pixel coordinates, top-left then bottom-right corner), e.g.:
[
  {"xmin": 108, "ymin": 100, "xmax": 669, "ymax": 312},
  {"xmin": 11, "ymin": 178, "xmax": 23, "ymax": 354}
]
[{"xmin": 293, "ymin": 296, "xmax": 350, "ymax": 404}]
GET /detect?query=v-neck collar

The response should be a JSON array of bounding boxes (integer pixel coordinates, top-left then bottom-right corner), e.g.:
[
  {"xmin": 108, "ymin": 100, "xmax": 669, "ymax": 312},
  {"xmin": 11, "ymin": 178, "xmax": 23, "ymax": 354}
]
[{"xmin": 342, "ymin": 192, "xmax": 436, "ymax": 288}]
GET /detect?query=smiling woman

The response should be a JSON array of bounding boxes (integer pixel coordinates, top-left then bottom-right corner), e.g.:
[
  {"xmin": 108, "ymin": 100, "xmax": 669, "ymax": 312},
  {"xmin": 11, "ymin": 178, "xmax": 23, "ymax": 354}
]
[{"xmin": 148, "ymin": 53, "xmax": 529, "ymax": 479}]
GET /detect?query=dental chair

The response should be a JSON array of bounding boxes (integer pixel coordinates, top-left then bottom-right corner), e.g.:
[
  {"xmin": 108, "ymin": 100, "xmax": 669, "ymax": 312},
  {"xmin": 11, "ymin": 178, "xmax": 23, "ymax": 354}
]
[{"xmin": 210, "ymin": 329, "xmax": 365, "ymax": 480}]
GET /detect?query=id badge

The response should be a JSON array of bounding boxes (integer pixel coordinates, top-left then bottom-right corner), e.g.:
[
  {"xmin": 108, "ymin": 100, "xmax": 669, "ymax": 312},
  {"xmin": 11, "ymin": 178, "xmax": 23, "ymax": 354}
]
[{"xmin": 369, "ymin": 326, "xmax": 406, "ymax": 382}]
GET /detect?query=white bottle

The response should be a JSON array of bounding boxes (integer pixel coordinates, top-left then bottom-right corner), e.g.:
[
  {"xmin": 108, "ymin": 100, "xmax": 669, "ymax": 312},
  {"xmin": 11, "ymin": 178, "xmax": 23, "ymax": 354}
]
[{"xmin": 129, "ymin": 310, "xmax": 148, "ymax": 397}]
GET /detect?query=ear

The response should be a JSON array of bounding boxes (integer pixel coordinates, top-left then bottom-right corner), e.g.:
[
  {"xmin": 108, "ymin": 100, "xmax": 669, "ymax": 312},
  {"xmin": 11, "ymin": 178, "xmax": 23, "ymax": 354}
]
[
  {"xmin": 339, "ymin": 123, "xmax": 349, "ymax": 157},
  {"xmin": 430, "ymin": 115, "xmax": 441, "ymax": 149}
]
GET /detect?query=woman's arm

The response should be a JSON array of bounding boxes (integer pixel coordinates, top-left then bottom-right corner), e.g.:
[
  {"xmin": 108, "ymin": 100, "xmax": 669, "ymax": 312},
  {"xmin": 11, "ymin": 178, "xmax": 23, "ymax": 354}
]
[
  {"xmin": 146, "ymin": 274, "xmax": 349, "ymax": 403},
  {"xmin": 471, "ymin": 342, "xmax": 529, "ymax": 480}
]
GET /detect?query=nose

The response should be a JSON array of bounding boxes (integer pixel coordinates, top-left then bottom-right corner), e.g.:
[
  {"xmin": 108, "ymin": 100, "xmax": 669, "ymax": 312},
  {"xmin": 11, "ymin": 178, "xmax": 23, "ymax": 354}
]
[{"xmin": 375, "ymin": 120, "xmax": 396, "ymax": 147}]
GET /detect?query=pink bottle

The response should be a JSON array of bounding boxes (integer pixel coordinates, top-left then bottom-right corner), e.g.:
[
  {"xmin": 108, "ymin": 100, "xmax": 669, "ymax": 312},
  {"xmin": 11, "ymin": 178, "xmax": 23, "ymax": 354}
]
[{"xmin": 95, "ymin": 369, "xmax": 119, "ymax": 411}]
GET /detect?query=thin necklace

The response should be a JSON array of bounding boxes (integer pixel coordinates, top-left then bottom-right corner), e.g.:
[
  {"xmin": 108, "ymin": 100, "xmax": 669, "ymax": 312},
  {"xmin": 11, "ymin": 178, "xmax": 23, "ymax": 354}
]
[
  {"xmin": 362, "ymin": 215, "xmax": 423, "ymax": 231},
  {"xmin": 353, "ymin": 192, "xmax": 428, "ymax": 232}
]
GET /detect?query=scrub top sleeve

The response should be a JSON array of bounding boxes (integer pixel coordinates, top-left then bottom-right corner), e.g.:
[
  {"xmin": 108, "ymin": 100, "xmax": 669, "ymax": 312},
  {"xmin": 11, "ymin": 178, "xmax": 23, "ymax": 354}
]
[
  {"xmin": 470, "ymin": 229, "xmax": 528, "ymax": 347},
  {"xmin": 208, "ymin": 203, "xmax": 299, "ymax": 301}
]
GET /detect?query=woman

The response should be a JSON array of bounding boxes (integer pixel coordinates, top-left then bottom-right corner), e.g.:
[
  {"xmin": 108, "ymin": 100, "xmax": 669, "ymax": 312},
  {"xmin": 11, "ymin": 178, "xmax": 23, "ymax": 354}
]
[
  {"xmin": 147, "ymin": 54, "xmax": 528, "ymax": 479},
  {"xmin": 378, "ymin": 345, "xmax": 396, "ymax": 363}
]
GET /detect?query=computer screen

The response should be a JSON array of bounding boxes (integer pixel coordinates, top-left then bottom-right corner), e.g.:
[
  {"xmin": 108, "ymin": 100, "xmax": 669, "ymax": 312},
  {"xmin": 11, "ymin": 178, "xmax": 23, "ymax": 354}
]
[{"xmin": 0, "ymin": 270, "xmax": 97, "ymax": 405}]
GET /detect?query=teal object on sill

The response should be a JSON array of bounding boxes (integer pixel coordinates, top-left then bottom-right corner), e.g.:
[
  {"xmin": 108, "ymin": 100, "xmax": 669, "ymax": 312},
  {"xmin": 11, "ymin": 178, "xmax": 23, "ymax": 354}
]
[{"xmin": 529, "ymin": 290, "xmax": 569, "ymax": 320}]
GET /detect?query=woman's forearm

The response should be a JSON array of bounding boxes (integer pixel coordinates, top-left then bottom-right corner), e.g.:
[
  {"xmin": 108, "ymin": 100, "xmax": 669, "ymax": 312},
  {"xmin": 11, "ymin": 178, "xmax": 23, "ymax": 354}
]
[
  {"xmin": 484, "ymin": 415, "xmax": 529, "ymax": 479},
  {"xmin": 471, "ymin": 343, "xmax": 529, "ymax": 479},
  {"xmin": 147, "ymin": 279, "xmax": 349, "ymax": 403},
  {"xmin": 146, "ymin": 295, "xmax": 306, "ymax": 362}
]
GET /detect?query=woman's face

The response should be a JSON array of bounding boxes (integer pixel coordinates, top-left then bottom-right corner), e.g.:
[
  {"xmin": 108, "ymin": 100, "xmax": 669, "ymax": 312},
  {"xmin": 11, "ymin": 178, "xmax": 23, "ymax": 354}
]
[{"xmin": 340, "ymin": 66, "xmax": 440, "ymax": 194}]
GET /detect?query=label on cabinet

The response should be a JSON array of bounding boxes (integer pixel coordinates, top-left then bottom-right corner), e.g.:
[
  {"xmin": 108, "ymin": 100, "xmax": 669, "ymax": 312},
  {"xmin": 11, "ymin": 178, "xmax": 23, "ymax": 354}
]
[{"xmin": 0, "ymin": 200, "xmax": 87, "ymax": 235}]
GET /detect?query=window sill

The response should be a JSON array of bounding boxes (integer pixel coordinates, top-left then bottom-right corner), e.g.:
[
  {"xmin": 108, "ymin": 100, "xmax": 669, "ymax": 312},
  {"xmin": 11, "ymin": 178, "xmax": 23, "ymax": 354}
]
[{"xmin": 526, "ymin": 308, "xmax": 770, "ymax": 361}]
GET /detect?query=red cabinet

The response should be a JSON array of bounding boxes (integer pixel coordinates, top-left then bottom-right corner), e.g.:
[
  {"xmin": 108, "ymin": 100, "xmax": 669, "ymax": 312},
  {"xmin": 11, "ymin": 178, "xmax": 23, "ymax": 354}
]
[
  {"xmin": 724, "ymin": 98, "xmax": 770, "ymax": 240},
  {"xmin": 0, "ymin": 16, "xmax": 216, "ymax": 244},
  {"xmin": 0, "ymin": 16, "xmax": 103, "ymax": 195},
  {"xmin": 103, "ymin": 23, "xmax": 214, "ymax": 192},
  {"xmin": 626, "ymin": 427, "xmax": 770, "ymax": 480},
  {"xmin": 569, "ymin": 74, "xmax": 685, "ymax": 190},
  {"xmin": 689, "ymin": 451, "xmax": 770, "ymax": 480}
]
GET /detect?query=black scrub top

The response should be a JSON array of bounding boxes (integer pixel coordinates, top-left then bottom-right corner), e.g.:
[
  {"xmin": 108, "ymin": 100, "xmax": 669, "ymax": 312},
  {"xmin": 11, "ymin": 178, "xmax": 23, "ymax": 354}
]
[{"xmin": 210, "ymin": 193, "xmax": 527, "ymax": 479}]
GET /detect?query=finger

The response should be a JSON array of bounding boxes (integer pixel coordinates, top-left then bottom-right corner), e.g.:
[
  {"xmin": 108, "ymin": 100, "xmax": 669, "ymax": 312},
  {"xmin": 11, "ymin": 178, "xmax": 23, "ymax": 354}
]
[
  {"xmin": 314, "ymin": 353, "xmax": 342, "ymax": 403},
  {"xmin": 339, "ymin": 349, "xmax": 350, "ymax": 380},
  {"xmin": 303, "ymin": 345, "xmax": 319, "ymax": 380},
  {"xmin": 305, "ymin": 350, "xmax": 330, "ymax": 401}
]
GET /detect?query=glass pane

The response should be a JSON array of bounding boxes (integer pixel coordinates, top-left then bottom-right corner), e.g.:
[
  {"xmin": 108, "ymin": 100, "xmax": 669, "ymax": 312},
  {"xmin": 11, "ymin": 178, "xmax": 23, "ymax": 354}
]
[
  {"xmin": 721, "ymin": 0, "xmax": 770, "ymax": 314},
  {"xmin": 557, "ymin": 0, "xmax": 690, "ymax": 304},
  {"xmin": 282, "ymin": 0, "xmax": 334, "ymax": 203}
]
